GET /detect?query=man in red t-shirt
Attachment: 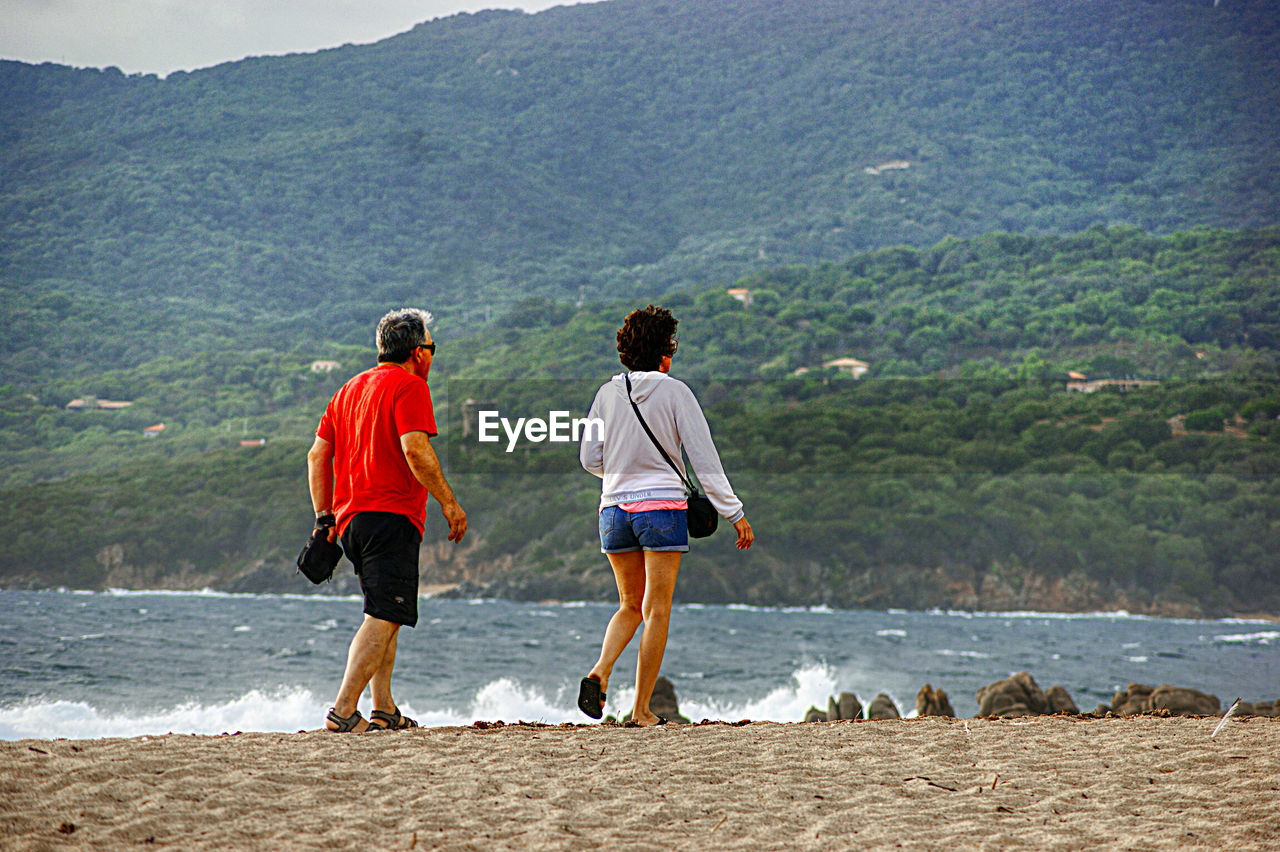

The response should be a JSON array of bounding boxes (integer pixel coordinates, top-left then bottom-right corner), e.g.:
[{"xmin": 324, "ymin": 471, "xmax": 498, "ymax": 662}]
[{"xmin": 307, "ymin": 307, "xmax": 466, "ymax": 733}]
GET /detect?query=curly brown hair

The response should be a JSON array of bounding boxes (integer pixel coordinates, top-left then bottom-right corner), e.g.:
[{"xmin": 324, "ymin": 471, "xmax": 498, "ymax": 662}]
[{"xmin": 616, "ymin": 305, "xmax": 678, "ymax": 372}]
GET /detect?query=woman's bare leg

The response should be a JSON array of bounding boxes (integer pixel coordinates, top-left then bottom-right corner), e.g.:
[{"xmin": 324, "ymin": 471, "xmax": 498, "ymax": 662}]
[
  {"xmin": 631, "ymin": 551, "xmax": 682, "ymax": 726},
  {"xmin": 587, "ymin": 550, "xmax": 647, "ymax": 707}
]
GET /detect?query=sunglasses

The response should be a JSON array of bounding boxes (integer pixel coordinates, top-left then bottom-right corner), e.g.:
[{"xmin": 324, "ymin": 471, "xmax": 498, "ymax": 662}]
[{"xmin": 417, "ymin": 342, "xmax": 436, "ymax": 355}]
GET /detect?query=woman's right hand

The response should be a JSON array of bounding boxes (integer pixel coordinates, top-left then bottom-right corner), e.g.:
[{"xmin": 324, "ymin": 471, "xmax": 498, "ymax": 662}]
[{"xmin": 732, "ymin": 516, "xmax": 754, "ymax": 550}]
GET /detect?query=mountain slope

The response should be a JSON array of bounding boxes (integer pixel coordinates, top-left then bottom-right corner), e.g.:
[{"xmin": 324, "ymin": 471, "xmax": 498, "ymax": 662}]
[{"xmin": 2, "ymin": 0, "xmax": 1278, "ymax": 379}]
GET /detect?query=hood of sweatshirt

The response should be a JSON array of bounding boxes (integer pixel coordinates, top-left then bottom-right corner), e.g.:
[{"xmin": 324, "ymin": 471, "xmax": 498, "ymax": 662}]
[{"xmin": 610, "ymin": 370, "xmax": 668, "ymax": 404}]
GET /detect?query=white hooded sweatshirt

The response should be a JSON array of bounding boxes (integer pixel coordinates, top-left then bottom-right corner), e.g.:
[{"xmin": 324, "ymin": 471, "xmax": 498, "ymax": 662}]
[{"xmin": 579, "ymin": 371, "xmax": 744, "ymax": 522}]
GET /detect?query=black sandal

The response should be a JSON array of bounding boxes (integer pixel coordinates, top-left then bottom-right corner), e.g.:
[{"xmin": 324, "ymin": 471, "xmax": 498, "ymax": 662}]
[
  {"xmin": 326, "ymin": 707, "xmax": 366, "ymax": 732},
  {"xmin": 578, "ymin": 677, "xmax": 605, "ymax": 719},
  {"xmin": 370, "ymin": 707, "xmax": 419, "ymax": 730}
]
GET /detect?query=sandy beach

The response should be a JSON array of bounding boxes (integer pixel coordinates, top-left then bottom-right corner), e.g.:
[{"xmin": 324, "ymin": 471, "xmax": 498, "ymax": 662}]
[{"xmin": 2, "ymin": 716, "xmax": 1277, "ymax": 850}]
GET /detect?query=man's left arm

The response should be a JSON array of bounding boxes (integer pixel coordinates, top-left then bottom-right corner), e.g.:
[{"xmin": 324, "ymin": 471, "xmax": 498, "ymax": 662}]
[
  {"xmin": 306, "ymin": 436, "xmax": 338, "ymax": 542},
  {"xmin": 401, "ymin": 430, "xmax": 467, "ymax": 543}
]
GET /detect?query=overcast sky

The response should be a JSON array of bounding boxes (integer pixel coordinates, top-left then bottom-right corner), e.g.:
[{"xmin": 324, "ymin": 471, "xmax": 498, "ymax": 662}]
[{"xmin": 1, "ymin": 0, "xmax": 593, "ymax": 76}]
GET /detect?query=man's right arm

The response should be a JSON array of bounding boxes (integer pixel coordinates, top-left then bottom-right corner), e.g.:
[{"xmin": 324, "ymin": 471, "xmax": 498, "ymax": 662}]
[
  {"xmin": 400, "ymin": 430, "xmax": 467, "ymax": 542},
  {"xmin": 306, "ymin": 436, "xmax": 338, "ymax": 543}
]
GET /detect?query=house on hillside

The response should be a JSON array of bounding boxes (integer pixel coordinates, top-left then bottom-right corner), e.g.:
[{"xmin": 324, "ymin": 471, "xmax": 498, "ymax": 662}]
[
  {"xmin": 726, "ymin": 288, "xmax": 753, "ymax": 308},
  {"xmin": 864, "ymin": 160, "xmax": 911, "ymax": 175},
  {"xmin": 792, "ymin": 357, "xmax": 870, "ymax": 379},
  {"xmin": 143, "ymin": 423, "xmax": 165, "ymax": 438},
  {"xmin": 1066, "ymin": 372, "xmax": 1159, "ymax": 393},
  {"xmin": 823, "ymin": 357, "xmax": 870, "ymax": 378},
  {"xmin": 310, "ymin": 360, "xmax": 341, "ymax": 374},
  {"xmin": 66, "ymin": 397, "xmax": 133, "ymax": 411}
]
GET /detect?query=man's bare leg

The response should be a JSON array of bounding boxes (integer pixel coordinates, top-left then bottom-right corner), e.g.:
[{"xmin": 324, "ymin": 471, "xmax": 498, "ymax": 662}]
[
  {"xmin": 587, "ymin": 550, "xmax": 647, "ymax": 707},
  {"xmin": 630, "ymin": 551, "xmax": 681, "ymax": 726},
  {"xmin": 326, "ymin": 614, "xmax": 399, "ymax": 732},
  {"xmin": 369, "ymin": 625, "xmax": 400, "ymax": 714}
]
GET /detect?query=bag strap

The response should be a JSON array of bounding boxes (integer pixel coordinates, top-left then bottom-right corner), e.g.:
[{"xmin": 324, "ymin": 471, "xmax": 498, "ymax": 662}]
[{"xmin": 624, "ymin": 374, "xmax": 697, "ymax": 495}]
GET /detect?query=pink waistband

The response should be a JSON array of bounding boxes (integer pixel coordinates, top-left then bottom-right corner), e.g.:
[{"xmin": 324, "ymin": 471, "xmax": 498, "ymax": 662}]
[{"xmin": 611, "ymin": 499, "xmax": 689, "ymax": 513}]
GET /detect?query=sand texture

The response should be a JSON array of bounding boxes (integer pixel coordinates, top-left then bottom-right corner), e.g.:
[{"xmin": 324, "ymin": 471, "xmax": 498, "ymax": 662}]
[{"xmin": 2, "ymin": 716, "xmax": 1278, "ymax": 850}]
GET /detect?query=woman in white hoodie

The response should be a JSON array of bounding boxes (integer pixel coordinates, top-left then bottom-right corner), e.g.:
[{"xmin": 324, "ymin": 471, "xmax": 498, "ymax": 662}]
[{"xmin": 577, "ymin": 305, "xmax": 753, "ymax": 725}]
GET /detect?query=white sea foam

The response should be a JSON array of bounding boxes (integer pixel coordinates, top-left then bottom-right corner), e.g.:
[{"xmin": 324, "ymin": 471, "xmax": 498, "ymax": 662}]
[
  {"xmin": 678, "ymin": 664, "xmax": 839, "ymax": 722},
  {"xmin": 0, "ymin": 666, "xmax": 853, "ymax": 740},
  {"xmin": 0, "ymin": 688, "xmax": 327, "ymax": 740},
  {"xmin": 1212, "ymin": 631, "xmax": 1278, "ymax": 645},
  {"xmin": 935, "ymin": 649, "xmax": 992, "ymax": 659},
  {"xmin": 876, "ymin": 629, "xmax": 908, "ymax": 637}
]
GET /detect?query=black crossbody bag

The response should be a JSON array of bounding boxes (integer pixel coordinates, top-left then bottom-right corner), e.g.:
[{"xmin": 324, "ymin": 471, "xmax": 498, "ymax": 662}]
[{"xmin": 624, "ymin": 375, "xmax": 719, "ymax": 538}]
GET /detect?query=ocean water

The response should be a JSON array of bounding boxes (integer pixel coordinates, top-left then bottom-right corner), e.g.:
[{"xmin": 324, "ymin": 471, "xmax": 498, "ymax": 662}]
[{"xmin": 0, "ymin": 589, "xmax": 1275, "ymax": 740}]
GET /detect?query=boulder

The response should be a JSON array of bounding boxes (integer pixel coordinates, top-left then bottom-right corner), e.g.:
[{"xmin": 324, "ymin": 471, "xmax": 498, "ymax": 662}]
[
  {"xmin": 1235, "ymin": 701, "xmax": 1255, "ymax": 717},
  {"xmin": 915, "ymin": 683, "xmax": 955, "ymax": 717},
  {"xmin": 1093, "ymin": 704, "xmax": 1111, "ymax": 716},
  {"xmin": 975, "ymin": 671, "xmax": 1050, "ymax": 718},
  {"xmin": 867, "ymin": 693, "xmax": 900, "ymax": 720},
  {"xmin": 838, "ymin": 691, "xmax": 863, "ymax": 722},
  {"xmin": 1149, "ymin": 684, "xmax": 1219, "ymax": 717},
  {"xmin": 828, "ymin": 696, "xmax": 840, "ymax": 721},
  {"xmin": 648, "ymin": 676, "xmax": 691, "ymax": 724},
  {"xmin": 1252, "ymin": 700, "xmax": 1275, "ymax": 717},
  {"xmin": 804, "ymin": 706, "xmax": 828, "ymax": 723},
  {"xmin": 1045, "ymin": 685, "xmax": 1080, "ymax": 715},
  {"xmin": 1111, "ymin": 683, "xmax": 1155, "ymax": 716}
]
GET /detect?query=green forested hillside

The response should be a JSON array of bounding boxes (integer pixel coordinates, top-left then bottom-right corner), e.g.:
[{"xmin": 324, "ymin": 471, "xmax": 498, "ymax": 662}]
[
  {"xmin": 4, "ymin": 228, "xmax": 1278, "ymax": 615},
  {"xmin": 3, "ymin": 0, "xmax": 1279, "ymax": 383}
]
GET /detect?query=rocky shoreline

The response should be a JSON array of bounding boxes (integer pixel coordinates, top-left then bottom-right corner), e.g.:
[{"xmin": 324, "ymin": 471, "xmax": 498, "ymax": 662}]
[
  {"xmin": 791, "ymin": 671, "xmax": 1278, "ymax": 724},
  {"xmin": 605, "ymin": 673, "xmax": 1276, "ymax": 728}
]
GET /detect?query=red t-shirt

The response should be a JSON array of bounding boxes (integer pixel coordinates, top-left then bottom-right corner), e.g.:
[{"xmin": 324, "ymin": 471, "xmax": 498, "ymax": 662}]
[{"xmin": 316, "ymin": 364, "xmax": 438, "ymax": 535}]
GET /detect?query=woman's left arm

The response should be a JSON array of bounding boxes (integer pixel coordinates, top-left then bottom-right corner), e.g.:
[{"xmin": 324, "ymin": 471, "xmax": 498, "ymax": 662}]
[{"xmin": 675, "ymin": 385, "xmax": 744, "ymax": 523}]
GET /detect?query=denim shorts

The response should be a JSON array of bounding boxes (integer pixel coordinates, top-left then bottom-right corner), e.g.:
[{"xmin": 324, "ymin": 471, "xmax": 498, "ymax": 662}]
[{"xmin": 599, "ymin": 506, "xmax": 689, "ymax": 553}]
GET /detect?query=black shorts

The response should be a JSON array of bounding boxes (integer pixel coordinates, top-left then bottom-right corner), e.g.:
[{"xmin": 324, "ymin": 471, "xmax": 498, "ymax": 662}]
[{"xmin": 341, "ymin": 511, "xmax": 422, "ymax": 628}]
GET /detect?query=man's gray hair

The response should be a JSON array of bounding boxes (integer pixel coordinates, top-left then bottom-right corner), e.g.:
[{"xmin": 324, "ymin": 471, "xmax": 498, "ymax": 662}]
[{"xmin": 376, "ymin": 307, "xmax": 434, "ymax": 363}]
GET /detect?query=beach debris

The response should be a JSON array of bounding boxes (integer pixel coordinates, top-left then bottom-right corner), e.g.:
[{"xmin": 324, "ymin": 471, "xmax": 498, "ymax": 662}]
[
  {"xmin": 711, "ymin": 814, "xmax": 728, "ymax": 833},
  {"xmin": 867, "ymin": 693, "xmax": 901, "ymax": 720},
  {"xmin": 1210, "ymin": 698, "xmax": 1243, "ymax": 738},
  {"xmin": 57, "ymin": 823, "xmax": 76, "ymax": 835},
  {"xmin": 916, "ymin": 683, "xmax": 955, "ymax": 717},
  {"xmin": 904, "ymin": 776, "xmax": 957, "ymax": 792}
]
